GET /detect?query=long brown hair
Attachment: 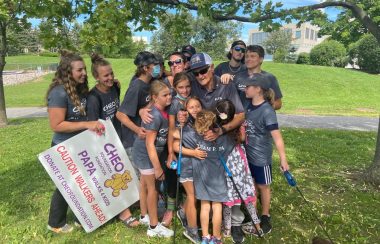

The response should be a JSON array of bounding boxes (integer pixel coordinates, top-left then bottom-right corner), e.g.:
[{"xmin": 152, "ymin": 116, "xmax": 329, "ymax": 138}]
[
  {"xmin": 262, "ymin": 88, "xmax": 275, "ymax": 108},
  {"xmin": 194, "ymin": 110, "xmax": 216, "ymax": 135},
  {"xmin": 46, "ymin": 50, "xmax": 88, "ymax": 115}
]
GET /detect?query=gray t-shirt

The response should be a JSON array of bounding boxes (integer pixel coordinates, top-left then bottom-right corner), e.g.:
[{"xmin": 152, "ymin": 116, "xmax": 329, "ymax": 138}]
[
  {"xmin": 47, "ymin": 85, "xmax": 87, "ymax": 144},
  {"xmin": 214, "ymin": 62, "xmax": 247, "ymax": 77},
  {"xmin": 118, "ymin": 78, "xmax": 150, "ymax": 148},
  {"xmin": 132, "ymin": 106, "xmax": 169, "ymax": 170},
  {"xmin": 191, "ymin": 75, "xmax": 244, "ymax": 113},
  {"xmin": 233, "ymin": 70, "xmax": 283, "ymax": 109},
  {"xmin": 87, "ymin": 85, "xmax": 121, "ymax": 136},
  {"xmin": 245, "ymin": 101, "xmax": 278, "ymax": 167},
  {"xmin": 182, "ymin": 126, "xmax": 234, "ymax": 202}
]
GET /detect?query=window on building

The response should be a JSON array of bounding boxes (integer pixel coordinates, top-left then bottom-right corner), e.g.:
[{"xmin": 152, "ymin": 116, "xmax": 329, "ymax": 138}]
[
  {"xmin": 311, "ymin": 29, "xmax": 314, "ymax": 40},
  {"xmin": 295, "ymin": 30, "xmax": 301, "ymax": 39},
  {"xmin": 305, "ymin": 28, "xmax": 310, "ymax": 39}
]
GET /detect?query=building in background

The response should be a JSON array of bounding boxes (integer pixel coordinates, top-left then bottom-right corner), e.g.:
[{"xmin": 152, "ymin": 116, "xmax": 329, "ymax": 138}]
[
  {"xmin": 132, "ymin": 36, "xmax": 149, "ymax": 44},
  {"xmin": 248, "ymin": 22, "xmax": 328, "ymax": 54}
]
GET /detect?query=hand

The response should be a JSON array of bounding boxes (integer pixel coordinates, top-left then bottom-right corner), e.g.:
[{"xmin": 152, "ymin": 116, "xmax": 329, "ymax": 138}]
[
  {"xmin": 193, "ymin": 146, "xmax": 207, "ymax": 160},
  {"xmin": 177, "ymin": 110, "xmax": 188, "ymax": 126},
  {"xmin": 280, "ymin": 160, "xmax": 289, "ymax": 172},
  {"xmin": 137, "ymin": 127, "xmax": 147, "ymax": 139},
  {"xmin": 203, "ymin": 129, "xmax": 220, "ymax": 141},
  {"xmin": 140, "ymin": 107, "xmax": 153, "ymax": 124},
  {"xmin": 155, "ymin": 167, "xmax": 165, "ymax": 181},
  {"xmin": 166, "ymin": 153, "xmax": 177, "ymax": 168},
  {"xmin": 88, "ymin": 121, "xmax": 105, "ymax": 135},
  {"xmin": 220, "ymin": 74, "xmax": 234, "ymax": 84}
]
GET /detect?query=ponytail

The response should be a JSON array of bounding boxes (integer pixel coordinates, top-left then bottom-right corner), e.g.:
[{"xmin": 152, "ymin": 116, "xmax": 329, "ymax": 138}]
[{"xmin": 263, "ymin": 88, "xmax": 275, "ymax": 108}]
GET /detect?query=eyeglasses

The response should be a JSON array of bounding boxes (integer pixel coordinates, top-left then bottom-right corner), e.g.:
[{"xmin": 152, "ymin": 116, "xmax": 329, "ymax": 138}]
[
  {"xmin": 233, "ymin": 46, "xmax": 246, "ymax": 53},
  {"xmin": 192, "ymin": 65, "xmax": 210, "ymax": 77},
  {"xmin": 168, "ymin": 58, "xmax": 183, "ymax": 67}
]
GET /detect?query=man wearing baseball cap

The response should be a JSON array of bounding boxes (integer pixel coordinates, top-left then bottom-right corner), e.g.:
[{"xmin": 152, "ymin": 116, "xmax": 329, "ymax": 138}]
[
  {"xmin": 214, "ymin": 40, "xmax": 247, "ymax": 77},
  {"xmin": 188, "ymin": 52, "xmax": 245, "ymax": 140},
  {"xmin": 181, "ymin": 44, "xmax": 196, "ymax": 70}
]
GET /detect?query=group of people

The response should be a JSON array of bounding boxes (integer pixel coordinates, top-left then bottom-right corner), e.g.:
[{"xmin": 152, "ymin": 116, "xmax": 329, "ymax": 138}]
[{"xmin": 45, "ymin": 40, "xmax": 290, "ymax": 244}]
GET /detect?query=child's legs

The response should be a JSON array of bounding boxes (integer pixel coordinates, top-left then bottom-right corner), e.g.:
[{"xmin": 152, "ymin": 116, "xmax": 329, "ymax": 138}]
[
  {"xmin": 182, "ymin": 181, "xmax": 197, "ymax": 228},
  {"xmin": 140, "ymin": 172, "xmax": 159, "ymax": 225},
  {"xmin": 211, "ymin": 202, "xmax": 222, "ymax": 239},
  {"xmin": 249, "ymin": 164, "xmax": 273, "ymax": 216},
  {"xmin": 223, "ymin": 205, "xmax": 232, "ymax": 230},
  {"xmin": 257, "ymin": 184, "xmax": 271, "ymax": 216},
  {"xmin": 139, "ymin": 177, "xmax": 148, "ymax": 216},
  {"xmin": 200, "ymin": 200, "xmax": 211, "ymax": 237}
]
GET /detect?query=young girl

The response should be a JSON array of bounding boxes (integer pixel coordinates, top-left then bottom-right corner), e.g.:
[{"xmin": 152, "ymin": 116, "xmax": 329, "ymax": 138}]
[
  {"xmin": 132, "ymin": 80, "xmax": 174, "ymax": 237},
  {"xmin": 244, "ymin": 76, "xmax": 290, "ymax": 235},
  {"xmin": 213, "ymin": 99, "xmax": 263, "ymax": 241},
  {"xmin": 181, "ymin": 110, "xmax": 232, "ymax": 244},
  {"xmin": 173, "ymin": 96, "xmax": 206, "ymax": 243},
  {"xmin": 46, "ymin": 50, "xmax": 104, "ymax": 233},
  {"xmin": 161, "ymin": 72, "xmax": 192, "ymax": 227}
]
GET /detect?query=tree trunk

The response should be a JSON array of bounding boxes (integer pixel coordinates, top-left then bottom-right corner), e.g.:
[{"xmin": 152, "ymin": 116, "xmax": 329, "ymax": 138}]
[
  {"xmin": 0, "ymin": 22, "xmax": 8, "ymax": 127},
  {"xmin": 365, "ymin": 116, "xmax": 380, "ymax": 186}
]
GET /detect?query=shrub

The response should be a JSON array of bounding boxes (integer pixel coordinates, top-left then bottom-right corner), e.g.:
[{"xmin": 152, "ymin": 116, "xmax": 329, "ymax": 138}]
[
  {"xmin": 273, "ymin": 48, "xmax": 287, "ymax": 63},
  {"xmin": 39, "ymin": 51, "xmax": 59, "ymax": 57},
  {"xmin": 350, "ymin": 34, "xmax": 380, "ymax": 74},
  {"xmin": 296, "ymin": 52, "xmax": 310, "ymax": 64},
  {"xmin": 310, "ymin": 40, "xmax": 348, "ymax": 67}
]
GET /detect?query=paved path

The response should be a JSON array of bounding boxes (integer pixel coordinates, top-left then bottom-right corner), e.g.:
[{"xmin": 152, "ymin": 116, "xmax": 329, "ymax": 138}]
[{"xmin": 6, "ymin": 107, "xmax": 379, "ymax": 132}]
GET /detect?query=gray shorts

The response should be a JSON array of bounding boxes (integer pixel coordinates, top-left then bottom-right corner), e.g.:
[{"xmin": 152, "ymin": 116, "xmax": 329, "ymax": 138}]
[{"xmin": 126, "ymin": 147, "xmax": 140, "ymax": 178}]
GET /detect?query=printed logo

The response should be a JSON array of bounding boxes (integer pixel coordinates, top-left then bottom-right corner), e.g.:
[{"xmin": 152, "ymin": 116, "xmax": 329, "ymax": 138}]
[{"xmin": 104, "ymin": 170, "xmax": 132, "ymax": 197}]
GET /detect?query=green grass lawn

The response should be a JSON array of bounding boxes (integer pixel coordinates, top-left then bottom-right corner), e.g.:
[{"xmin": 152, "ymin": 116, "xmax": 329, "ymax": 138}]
[
  {"xmin": 4, "ymin": 55, "xmax": 380, "ymax": 117},
  {"xmin": 0, "ymin": 118, "xmax": 379, "ymax": 243}
]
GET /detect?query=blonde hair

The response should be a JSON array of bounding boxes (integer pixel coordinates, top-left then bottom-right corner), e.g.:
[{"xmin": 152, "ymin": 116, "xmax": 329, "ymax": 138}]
[
  {"xmin": 150, "ymin": 79, "xmax": 169, "ymax": 100},
  {"xmin": 194, "ymin": 110, "xmax": 216, "ymax": 135},
  {"xmin": 46, "ymin": 50, "xmax": 88, "ymax": 115},
  {"xmin": 91, "ymin": 53, "xmax": 110, "ymax": 78}
]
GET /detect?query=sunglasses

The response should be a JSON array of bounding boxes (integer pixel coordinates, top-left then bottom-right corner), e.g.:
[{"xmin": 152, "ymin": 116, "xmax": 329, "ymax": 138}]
[
  {"xmin": 192, "ymin": 65, "xmax": 210, "ymax": 77},
  {"xmin": 168, "ymin": 58, "xmax": 183, "ymax": 67},
  {"xmin": 233, "ymin": 46, "xmax": 246, "ymax": 53}
]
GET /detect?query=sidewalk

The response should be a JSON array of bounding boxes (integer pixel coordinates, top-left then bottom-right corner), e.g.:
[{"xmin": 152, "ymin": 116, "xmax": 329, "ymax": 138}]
[{"xmin": 6, "ymin": 107, "xmax": 379, "ymax": 132}]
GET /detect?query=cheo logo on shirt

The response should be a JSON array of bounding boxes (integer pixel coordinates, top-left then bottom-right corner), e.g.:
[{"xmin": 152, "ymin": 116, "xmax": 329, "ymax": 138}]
[
  {"xmin": 238, "ymin": 84, "xmax": 246, "ymax": 91},
  {"xmin": 214, "ymin": 97, "xmax": 223, "ymax": 101},
  {"xmin": 72, "ymin": 99, "xmax": 86, "ymax": 113},
  {"xmin": 103, "ymin": 101, "xmax": 118, "ymax": 112},
  {"xmin": 145, "ymin": 95, "xmax": 151, "ymax": 102}
]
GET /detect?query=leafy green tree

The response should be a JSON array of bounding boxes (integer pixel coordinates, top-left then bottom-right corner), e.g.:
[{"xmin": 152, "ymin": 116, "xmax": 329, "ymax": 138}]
[
  {"xmin": 150, "ymin": 12, "xmax": 194, "ymax": 57},
  {"xmin": 263, "ymin": 30, "xmax": 292, "ymax": 63},
  {"xmin": 317, "ymin": 0, "xmax": 380, "ymax": 47},
  {"xmin": 7, "ymin": 24, "xmax": 40, "ymax": 55},
  {"xmin": 348, "ymin": 34, "xmax": 380, "ymax": 74}
]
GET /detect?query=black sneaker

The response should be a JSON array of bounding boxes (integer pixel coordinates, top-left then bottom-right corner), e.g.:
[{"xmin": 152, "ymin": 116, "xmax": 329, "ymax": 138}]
[
  {"xmin": 260, "ymin": 215, "xmax": 272, "ymax": 234},
  {"xmin": 183, "ymin": 227, "xmax": 201, "ymax": 243},
  {"xmin": 231, "ymin": 226, "xmax": 245, "ymax": 243}
]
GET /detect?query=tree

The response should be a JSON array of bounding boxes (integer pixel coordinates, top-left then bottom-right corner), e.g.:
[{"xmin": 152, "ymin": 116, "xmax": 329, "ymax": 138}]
[
  {"xmin": 317, "ymin": 0, "xmax": 380, "ymax": 47},
  {"xmin": 310, "ymin": 40, "xmax": 348, "ymax": 67},
  {"xmin": 1, "ymin": 0, "xmax": 380, "ymax": 184},
  {"xmin": 263, "ymin": 30, "xmax": 292, "ymax": 63}
]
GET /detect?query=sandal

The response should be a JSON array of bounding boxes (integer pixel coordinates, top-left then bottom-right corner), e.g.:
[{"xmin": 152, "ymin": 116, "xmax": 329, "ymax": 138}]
[{"xmin": 121, "ymin": 216, "xmax": 140, "ymax": 228}]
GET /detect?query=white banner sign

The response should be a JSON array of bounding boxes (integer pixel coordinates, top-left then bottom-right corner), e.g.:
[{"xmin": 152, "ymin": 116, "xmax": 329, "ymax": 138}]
[{"xmin": 38, "ymin": 119, "xmax": 139, "ymax": 232}]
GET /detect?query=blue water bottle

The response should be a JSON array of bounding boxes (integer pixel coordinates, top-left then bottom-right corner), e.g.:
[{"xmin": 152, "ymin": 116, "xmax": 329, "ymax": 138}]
[
  {"xmin": 284, "ymin": 171, "xmax": 297, "ymax": 187},
  {"xmin": 170, "ymin": 160, "xmax": 177, "ymax": 170}
]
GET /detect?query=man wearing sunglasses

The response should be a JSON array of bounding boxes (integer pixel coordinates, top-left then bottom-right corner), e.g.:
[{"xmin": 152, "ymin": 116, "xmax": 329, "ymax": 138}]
[
  {"xmin": 188, "ymin": 52, "xmax": 245, "ymax": 141},
  {"xmin": 214, "ymin": 40, "xmax": 247, "ymax": 78}
]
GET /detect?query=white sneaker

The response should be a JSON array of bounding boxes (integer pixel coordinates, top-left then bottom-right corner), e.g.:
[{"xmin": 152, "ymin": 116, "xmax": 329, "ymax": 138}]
[
  {"xmin": 139, "ymin": 215, "xmax": 150, "ymax": 226},
  {"xmin": 147, "ymin": 223, "xmax": 174, "ymax": 237}
]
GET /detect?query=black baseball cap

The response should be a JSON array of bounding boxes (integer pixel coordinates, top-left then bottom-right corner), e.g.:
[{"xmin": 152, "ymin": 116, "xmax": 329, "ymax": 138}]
[
  {"xmin": 181, "ymin": 45, "xmax": 196, "ymax": 56},
  {"xmin": 231, "ymin": 40, "xmax": 246, "ymax": 49},
  {"xmin": 245, "ymin": 74, "xmax": 270, "ymax": 89},
  {"xmin": 134, "ymin": 51, "xmax": 159, "ymax": 66}
]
